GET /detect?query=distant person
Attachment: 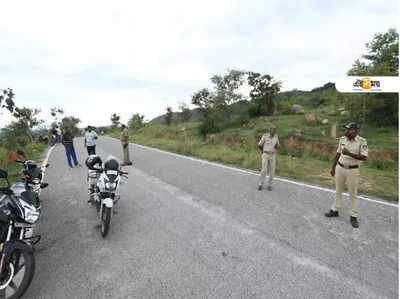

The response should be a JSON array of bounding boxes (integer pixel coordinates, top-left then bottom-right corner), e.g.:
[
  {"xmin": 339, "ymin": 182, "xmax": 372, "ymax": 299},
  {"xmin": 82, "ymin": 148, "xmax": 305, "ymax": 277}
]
[
  {"xmin": 84, "ymin": 126, "xmax": 98, "ymax": 155},
  {"xmin": 120, "ymin": 124, "xmax": 132, "ymax": 166},
  {"xmin": 325, "ymin": 123, "xmax": 368, "ymax": 228},
  {"xmin": 62, "ymin": 128, "xmax": 80, "ymax": 168},
  {"xmin": 257, "ymin": 124, "xmax": 280, "ymax": 191}
]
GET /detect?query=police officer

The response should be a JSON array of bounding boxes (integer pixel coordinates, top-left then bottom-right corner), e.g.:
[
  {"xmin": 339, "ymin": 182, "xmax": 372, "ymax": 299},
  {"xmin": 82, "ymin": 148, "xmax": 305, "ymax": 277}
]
[
  {"xmin": 257, "ymin": 124, "xmax": 280, "ymax": 191},
  {"xmin": 120, "ymin": 124, "xmax": 133, "ymax": 166},
  {"xmin": 325, "ymin": 123, "xmax": 368, "ymax": 228}
]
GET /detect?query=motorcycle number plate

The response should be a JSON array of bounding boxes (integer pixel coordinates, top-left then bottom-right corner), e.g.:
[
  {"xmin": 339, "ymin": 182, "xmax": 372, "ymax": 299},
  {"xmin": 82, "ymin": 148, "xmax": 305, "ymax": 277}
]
[{"xmin": 107, "ymin": 170, "xmax": 118, "ymax": 175}]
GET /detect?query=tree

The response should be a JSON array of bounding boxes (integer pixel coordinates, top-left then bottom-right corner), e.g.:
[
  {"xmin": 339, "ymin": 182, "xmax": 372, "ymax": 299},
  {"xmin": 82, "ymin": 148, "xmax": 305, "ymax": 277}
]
[
  {"xmin": 165, "ymin": 106, "xmax": 173, "ymax": 125},
  {"xmin": 348, "ymin": 28, "xmax": 398, "ymax": 76},
  {"xmin": 60, "ymin": 116, "xmax": 81, "ymax": 136},
  {"xmin": 0, "ymin": 88, "xmax": 16, "ymax": 114},
  {"xmin": 128, "ymin": 113, "xmax": 145, "ymax": 130},
  {"xmin": 247, "ymin": 72, "xmax": 281, "ymax": 117},
  {"xmin": 110, "ymin": 113, "xmax": 121, "ymax": 128},
  {"xmin": 50, "ymin": 107, "xmax": 64, "ymax": 126},
  {"xmin": 0, "ymin": 121, "xmax": 31, "ymax": 149},
  {"xmin": 13, "ymin": 107, "xmax": 44, "ymax": 143},
  {"xmin": 211, "ymin": 69, "xmax": 246, "ymax": 108},
  {"xmin": 191, "ymin": 88, "xmax": 219, "ymax": 136},
  {"xmin": 178, "ymin": 102, "xmax": 192, "ymax": 122},
  {"xmin": 347, "ymin": 29, "xmax": 399, "ymax": 126}
]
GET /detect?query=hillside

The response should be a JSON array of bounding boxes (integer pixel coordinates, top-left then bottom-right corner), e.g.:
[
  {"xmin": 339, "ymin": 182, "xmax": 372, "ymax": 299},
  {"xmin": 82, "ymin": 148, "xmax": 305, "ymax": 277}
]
[{"xmin": 150, "ymin": 82, "xmax": 337, "ymax": 123}]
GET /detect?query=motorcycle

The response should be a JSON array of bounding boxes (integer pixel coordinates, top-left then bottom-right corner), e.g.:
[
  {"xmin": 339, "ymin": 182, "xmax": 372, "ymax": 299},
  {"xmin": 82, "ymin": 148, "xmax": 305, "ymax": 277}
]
[
  {"xmin": 12, "ymin": 160, "xmax": 49, "ymax": 199},
  {"xmin": 0, "ymin": 168, "xmax": 41, "ymax": 299},
  {"xmin": 85, "ymin": 156, "xmax": 128, "ymax": 237}
]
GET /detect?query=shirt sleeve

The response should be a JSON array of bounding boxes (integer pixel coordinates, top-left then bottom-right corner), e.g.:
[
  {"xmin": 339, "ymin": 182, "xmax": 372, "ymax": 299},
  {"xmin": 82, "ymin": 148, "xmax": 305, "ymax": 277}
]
[
  {"xmin": 336, "ymin": 138, "xmax": 343, "ymax": 154},
  {"xmin": 258, "ymin": 135, "xmax": 265, "ymax": 147},
  {"xmin": 276, "ymin": 136, "xmax": 280, "ymax": 146},
  {"xmin": 360, "ymin": 139, "xmax": 368, "ymax": 157}
]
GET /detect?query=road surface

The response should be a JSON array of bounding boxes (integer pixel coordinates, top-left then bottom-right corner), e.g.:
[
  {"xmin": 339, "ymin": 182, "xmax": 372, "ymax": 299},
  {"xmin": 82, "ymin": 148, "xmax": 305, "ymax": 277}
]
[{"xmin": 25, "ymin": 136, "xmax": 398, "ymax": 298}]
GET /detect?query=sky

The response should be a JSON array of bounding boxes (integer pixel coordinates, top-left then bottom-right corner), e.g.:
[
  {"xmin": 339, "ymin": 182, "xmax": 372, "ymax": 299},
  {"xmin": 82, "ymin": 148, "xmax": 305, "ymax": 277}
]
[{"xmin": 0, "ymin": 0, "xmax": 398, "ymax": 128}]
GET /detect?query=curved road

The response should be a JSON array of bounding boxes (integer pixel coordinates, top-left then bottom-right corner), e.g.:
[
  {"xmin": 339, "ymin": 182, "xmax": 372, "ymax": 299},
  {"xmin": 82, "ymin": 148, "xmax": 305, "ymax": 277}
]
[{"xmin": 25, "ymin": 136, "xmax": 398, "ymax": 298}]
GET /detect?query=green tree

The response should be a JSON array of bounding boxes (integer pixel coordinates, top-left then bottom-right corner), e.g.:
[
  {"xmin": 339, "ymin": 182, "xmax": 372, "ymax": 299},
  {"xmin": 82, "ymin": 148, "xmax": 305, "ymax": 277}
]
[
  {"xmin": 247, "ymin": 72, "xmax": 281, "ymax": 117},
  {"xmin": 13, "ymin": 107, "xmax": 44, "ymax": 143},
  {"xmin": 191, "ymin": 88, "xmax": 219, "ymax": 136},
  {"xmin": 0, "ymin": 88, "xmax": 16, "ymax": 114},
  {"xmin": 348, "ymin": 28, "xmax": 398, "ymax": 76},
  {"xmin": 165, "ymin": 106, "xmax": 173, "ymax": 125},
  {"xmin": 211, "ymin": 69, "xmax": 246, "ymax": 108},
  {"xmin": 128, "ymin": 113, "xmax": 145, "ymax": 130},
  {"xmin": 178, "ymin": 102, "xmax": 192, "ymax": 122},
  {"xmin": 110, "ymin": 113, "xmax": 121, "ymax": 128},
  {"xmin": 0, "ymin": 121, "xmax": 31, "ymax": 149},
  {"xmin": 347, "ymin": 29, "xmax": 399, "ymax": 126},
  {"xmin": 61, "ymin": 116, "xmax": 81, "ymax": 136}
]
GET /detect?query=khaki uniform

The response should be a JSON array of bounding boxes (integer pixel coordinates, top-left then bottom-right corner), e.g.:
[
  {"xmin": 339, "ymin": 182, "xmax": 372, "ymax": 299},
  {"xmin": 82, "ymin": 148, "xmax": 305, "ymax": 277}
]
[
  {"xmin": 120, "ymin": 128, "xmax": 131, "ymax": 164},
  {"xmin": 332, "ymin": 135, "xmax": 368, "ymax": 217},
  {"xmin": 258, "ymin": 133, "xmax": 280, "ymax": 187}
]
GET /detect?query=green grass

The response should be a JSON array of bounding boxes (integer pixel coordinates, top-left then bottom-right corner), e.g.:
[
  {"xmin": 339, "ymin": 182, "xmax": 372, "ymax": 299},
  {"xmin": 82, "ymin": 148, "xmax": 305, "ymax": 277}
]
[
  {"xmin": 109, "ymin": 120, "xmax": 398, "ymax": 201},
  {"xmin": 0, "ymin": 142, "xmax": 48, "ymax": 187}
]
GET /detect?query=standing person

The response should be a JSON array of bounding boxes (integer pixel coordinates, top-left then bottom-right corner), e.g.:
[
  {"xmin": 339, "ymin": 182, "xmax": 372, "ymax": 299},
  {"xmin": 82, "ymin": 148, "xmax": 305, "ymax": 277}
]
[
  {"xmin": 325, "ymin": 123, "xmax": 368, "ymax": 228},
  {"xmin": 120, "ymin": 124, "xmax": 132, "ymax": 166},
  {"xmin": 257, "ymin": 124, "xmax": 280, "ymax": 191},
  {"xmin": 84, "ymin": 126, "xmax": 98, "ymax": 155},
  {"xmin": 62, "ymin": 128, "xmax": 80, "ymax": 168}
]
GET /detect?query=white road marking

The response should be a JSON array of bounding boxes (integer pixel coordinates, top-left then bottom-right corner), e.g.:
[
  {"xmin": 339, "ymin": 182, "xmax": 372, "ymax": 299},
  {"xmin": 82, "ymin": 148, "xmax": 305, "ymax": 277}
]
[
  {"xmin": 41, "ymin": 145, "xmax": 55, "ymax": 181},
  {"xmin": 103, "ymin": 138, "xmax": 397, "ymax": 208}
]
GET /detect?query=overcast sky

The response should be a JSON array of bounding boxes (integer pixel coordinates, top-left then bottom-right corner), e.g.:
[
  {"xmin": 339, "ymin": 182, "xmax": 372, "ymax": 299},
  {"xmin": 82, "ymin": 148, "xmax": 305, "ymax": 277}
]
[{"xmin": 0, "ymin": 0, "xmax": 398, "ymax": 128}]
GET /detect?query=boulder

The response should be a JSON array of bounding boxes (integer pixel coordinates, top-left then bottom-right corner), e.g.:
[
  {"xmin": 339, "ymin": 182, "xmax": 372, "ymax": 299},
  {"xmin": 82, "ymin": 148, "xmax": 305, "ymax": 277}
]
[
  {"xmin": 322, "ymin": 119, "xmax": 329, "ymax": 125},
  {"xmin": 340, "ymin": 110, "xmax": 349, "ymax": 116},
  {"xmin": 291, "ymin": 104, "xmax": 305, "ymax": 114}
]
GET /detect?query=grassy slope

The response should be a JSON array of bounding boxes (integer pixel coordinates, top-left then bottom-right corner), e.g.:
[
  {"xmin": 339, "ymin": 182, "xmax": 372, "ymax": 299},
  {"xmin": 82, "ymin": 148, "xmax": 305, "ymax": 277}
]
[{"xmin": 109, "ymin": 116, "xmax": 398, "ymax": 201}]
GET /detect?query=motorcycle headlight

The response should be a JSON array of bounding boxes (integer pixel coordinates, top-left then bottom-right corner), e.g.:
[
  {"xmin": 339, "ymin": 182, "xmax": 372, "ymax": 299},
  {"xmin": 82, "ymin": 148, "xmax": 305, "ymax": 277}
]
[
  {"xmin": 105, "ymin": 182, "xmax": 116, "ymax": 191},
  {"xmin": 24, "ymin": 210, "xmax": 40, "ymax": 224}
]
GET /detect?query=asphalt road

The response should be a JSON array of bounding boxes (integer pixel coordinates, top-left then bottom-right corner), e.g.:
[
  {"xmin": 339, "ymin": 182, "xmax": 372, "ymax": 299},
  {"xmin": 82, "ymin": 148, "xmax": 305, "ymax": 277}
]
[{"xmin": 25, "ymin": 136, "xmax": 398, "ymax": 299}]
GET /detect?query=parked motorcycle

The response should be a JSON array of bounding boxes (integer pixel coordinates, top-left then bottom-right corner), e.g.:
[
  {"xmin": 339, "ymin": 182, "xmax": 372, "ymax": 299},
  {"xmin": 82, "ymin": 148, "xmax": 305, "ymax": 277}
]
[
  {"xmin": 0, "ymin": 168, "xmax": 41, "ymax": 299},
  {"xmin": 12, "ymin": 160, "xmax": 49, "ymax": 199},
  {"xmin": 85, "ymin": 156, "xmax": 128, "ymax": 237}
]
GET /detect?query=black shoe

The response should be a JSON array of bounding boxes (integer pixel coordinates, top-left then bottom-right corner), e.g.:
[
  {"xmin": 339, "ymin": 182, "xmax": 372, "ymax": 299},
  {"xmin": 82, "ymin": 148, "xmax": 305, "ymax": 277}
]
[
  {"xmin": 350, "ymin": 216, "xmax": 359, "ymax": 228},
  {"xmin": 257, "ymin": 185, "xmax": 262, "ymax": 191},
  {"xmin": 267, "ymin": 186, "xmax": 272, "ymax": 191},
  {"xmin": 325, "ymin": 210, "xmax": 339, "ymax": 217}
]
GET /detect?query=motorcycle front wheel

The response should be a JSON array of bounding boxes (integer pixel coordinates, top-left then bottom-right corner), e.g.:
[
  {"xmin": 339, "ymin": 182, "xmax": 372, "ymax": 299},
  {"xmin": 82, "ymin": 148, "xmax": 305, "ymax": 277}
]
[
  {"xmin": 0, "ymin": 250, "xmax": 35, "ymax": 299},
  {"xmin": 101, "ymin": 206, "xmax": 112, "ymax": 238}
]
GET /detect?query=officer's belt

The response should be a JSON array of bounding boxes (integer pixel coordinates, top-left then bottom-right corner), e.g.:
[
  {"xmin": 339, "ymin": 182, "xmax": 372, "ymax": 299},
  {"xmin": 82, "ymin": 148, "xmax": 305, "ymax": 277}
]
[
  {"xmin": 263, "ymin": 151, "xmax": 275, "ymax": 154},
  {"xmin": 338, "ymin": 161, "xmax": 359, "ymax": 169}
]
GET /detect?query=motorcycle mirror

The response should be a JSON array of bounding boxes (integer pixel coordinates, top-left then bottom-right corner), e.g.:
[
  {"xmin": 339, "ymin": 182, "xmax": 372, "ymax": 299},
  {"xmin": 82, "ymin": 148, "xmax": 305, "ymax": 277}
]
[{"xmin": 46, "ymin": 163, "xmax": 50, "ymax": 168}]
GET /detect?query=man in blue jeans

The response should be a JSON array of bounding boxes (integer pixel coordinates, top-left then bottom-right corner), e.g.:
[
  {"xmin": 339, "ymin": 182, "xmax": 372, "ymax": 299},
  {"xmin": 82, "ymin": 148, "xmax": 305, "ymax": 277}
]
[{"xmin": 61, "ymin": 128, "xmax": 80, "ymax": 168}]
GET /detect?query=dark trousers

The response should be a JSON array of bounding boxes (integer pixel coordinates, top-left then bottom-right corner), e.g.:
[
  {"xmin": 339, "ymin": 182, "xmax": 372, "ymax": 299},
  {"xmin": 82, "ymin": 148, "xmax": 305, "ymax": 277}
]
[
  {"xmin": 87, "ymin": 145, "xmax": 96, "ymax": 155},
  {"xmin": 65, "ymin": 146, "xmax": 78, "ymax": 168}
]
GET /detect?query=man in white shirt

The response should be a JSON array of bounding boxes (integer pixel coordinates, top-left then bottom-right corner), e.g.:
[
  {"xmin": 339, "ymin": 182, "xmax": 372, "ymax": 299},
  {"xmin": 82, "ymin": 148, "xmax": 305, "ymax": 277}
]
[
  {"xmin": 84, "ymin": 126, "xmax": 98, "ymax": 155},
  {"xmin": 257, "ymin": 124, "xmax": 280, "ymax": 191}
]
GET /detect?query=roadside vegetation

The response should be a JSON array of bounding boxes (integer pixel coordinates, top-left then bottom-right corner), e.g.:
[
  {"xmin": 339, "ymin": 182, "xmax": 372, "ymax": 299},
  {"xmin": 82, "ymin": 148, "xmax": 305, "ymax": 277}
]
[{"xmin": 109, "ymin": 29, "xmax": 398, "ymax": 201}]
